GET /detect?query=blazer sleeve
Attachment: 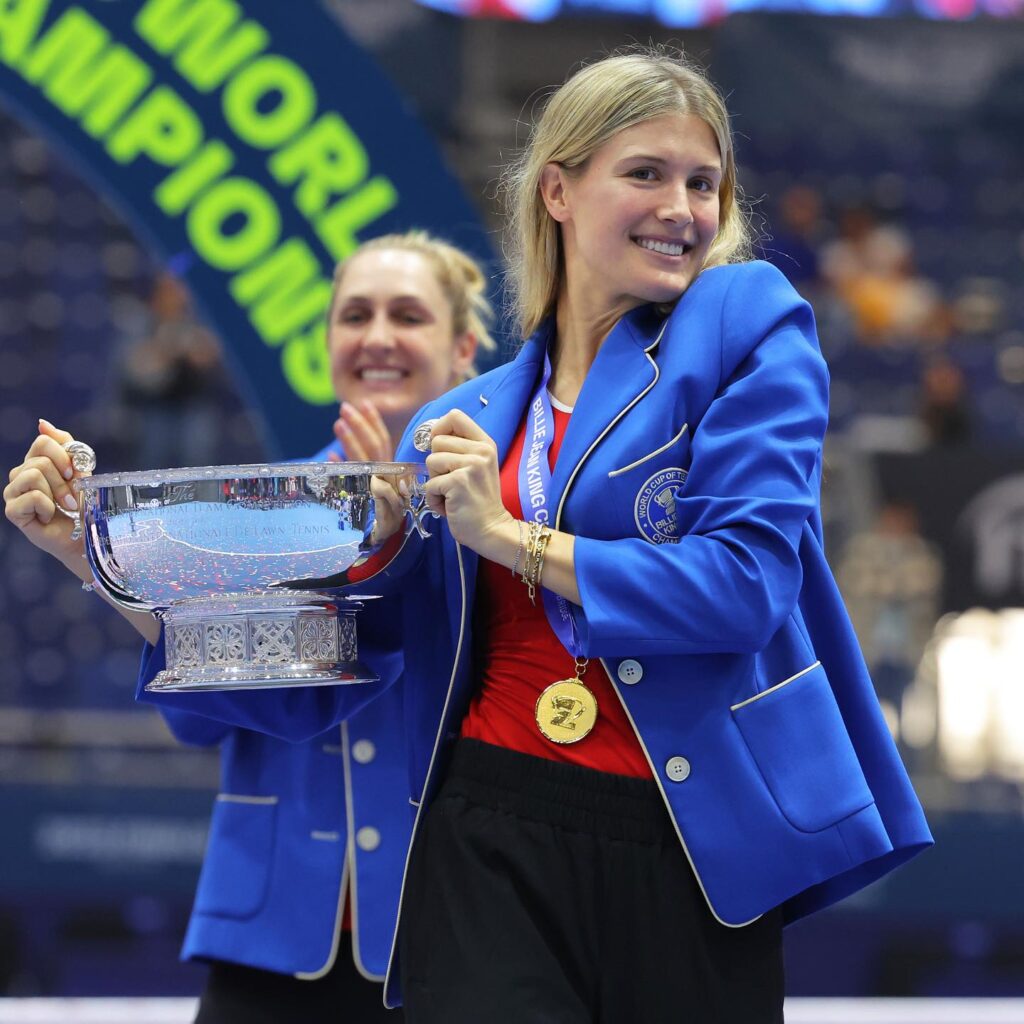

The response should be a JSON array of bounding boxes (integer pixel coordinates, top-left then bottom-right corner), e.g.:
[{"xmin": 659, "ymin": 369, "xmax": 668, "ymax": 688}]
[
  {"xmin": 157, "ymin": 704, "xmax": 232, "ymax": 747},
  {"xmin": 571, "ymin": 264, "xmax": 829, "ymax": 657}
]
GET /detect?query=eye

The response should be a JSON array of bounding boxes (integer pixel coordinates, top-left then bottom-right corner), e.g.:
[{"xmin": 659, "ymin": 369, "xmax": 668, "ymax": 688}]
[
  {"xmin": 689, "ymin": 177, "xmax": 716, "ymax": 193},
  {"xmin": 393, "ymin": 308, "xmax": 429, "ymax": 326},
  {"xmin": 339, "ymin": 307, "xmax": 369, "ymax": 325},
  {"xmin": 627, "ymin": 167, "xmax": 658, "ymax": 182}
]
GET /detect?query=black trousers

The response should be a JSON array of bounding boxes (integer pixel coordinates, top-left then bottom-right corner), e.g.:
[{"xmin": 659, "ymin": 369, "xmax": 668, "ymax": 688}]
[
  {"xmin": 399, "ymin": 739, "xmax": 784, "ymax": 1024},
  {"xmin": 194, "ymin": 941, "xmax": 402, "ymax": 1023}
]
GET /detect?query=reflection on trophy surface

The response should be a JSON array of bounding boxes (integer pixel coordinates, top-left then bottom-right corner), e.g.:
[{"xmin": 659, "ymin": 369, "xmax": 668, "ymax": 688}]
[{"xmin": 67, "ymin": 444, "xmax": 428, "ymax": 693}]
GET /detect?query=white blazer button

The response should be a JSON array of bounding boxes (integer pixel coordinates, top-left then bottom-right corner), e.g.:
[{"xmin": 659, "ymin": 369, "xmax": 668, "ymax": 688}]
[
  {"xmin": 665, "ymin": 757, "xmax": 691, "ymax": 783},
  {"xmin": 356, "ymin": 826, "xmax": 381, "ymax": 852},
  {"xmin": 617, "ymin": 659, "xmax": 643, "ymax": 685},
  {"xmin": 352, "ymin": 739, "xmax": 376, "ymax": 764}
]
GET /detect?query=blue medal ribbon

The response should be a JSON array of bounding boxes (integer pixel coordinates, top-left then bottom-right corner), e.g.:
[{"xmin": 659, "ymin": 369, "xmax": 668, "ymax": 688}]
[{"xmin": 517, "ymin": 350, "xmax": 584, "ymax": 659}]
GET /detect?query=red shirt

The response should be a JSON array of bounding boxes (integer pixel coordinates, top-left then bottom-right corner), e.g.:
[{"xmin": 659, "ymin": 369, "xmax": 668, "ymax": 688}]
[{"xmin": 460, "ymin": 399, "xmax": 651, "ymax": 778}]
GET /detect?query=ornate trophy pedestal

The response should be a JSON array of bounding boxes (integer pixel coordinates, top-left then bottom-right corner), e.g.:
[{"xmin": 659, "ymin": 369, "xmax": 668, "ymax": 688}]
[{"xmin": 148, "ymin": 592, "xmax": 376, "ymax": 692}]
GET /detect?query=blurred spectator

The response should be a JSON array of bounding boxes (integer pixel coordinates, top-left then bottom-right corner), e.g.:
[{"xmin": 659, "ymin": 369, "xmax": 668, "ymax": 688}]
[
  {"xmin": 764, "ymin": 184, "xmax": 825, "ymax": 290},
  {"xmin": 116, "ymin": 274, "xmax": 225, "ymax": 470},
  {"xmin": 821, "ymin": 207, "xmax": 950, "ymax": 346},
  {"xmin": 920, "ymin": 357, "xmax": 972, "ymax": 447},
  {"xmin": 837, "ymin": 500, "xmax": 943, "ymax": 724}
]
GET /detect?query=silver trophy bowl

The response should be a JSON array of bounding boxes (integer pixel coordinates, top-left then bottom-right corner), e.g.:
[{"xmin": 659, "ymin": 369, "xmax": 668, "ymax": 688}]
[{"xmin": 70, "ymin": 455, "xmax": 428, "ymax": 693}]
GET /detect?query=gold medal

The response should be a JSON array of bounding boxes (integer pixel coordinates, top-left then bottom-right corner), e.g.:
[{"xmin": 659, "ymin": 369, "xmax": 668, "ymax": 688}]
[{"xmin": 535, "ymin": 658, "xmax": 598, "ymax": 744}]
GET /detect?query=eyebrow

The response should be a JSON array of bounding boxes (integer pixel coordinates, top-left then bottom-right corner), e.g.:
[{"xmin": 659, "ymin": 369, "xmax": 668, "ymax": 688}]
[
  {"xmin": 620, "ymin": 155, "xmax": 722, "ymax": 174},
  {"xmin": 339, "ymin": 294, "xmax": 431, "ymax": 306}
]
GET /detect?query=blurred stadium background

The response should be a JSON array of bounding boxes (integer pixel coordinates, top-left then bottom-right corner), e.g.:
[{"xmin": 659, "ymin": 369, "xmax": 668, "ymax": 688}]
[{"xmin": 0, "ymin": 0, "xmax": 1022, "ymax": 1017}]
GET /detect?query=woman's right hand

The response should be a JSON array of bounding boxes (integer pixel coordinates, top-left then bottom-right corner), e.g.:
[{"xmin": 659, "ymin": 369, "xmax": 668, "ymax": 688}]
[{"xmin": 4, "ymin": 419, "xmax": 85, "ymax": 569}]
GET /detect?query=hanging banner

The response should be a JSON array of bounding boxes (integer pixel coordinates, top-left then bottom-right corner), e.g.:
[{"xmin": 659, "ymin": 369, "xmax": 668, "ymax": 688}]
[{"xmin": 0, "ymin": 0, "xmax": 497, "ymax": 457}]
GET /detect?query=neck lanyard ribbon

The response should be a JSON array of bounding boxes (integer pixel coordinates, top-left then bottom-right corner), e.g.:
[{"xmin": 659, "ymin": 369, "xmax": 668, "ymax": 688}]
[{"xmin": 516, "ymin": 349, "xmax": 584, "ymax": 658}]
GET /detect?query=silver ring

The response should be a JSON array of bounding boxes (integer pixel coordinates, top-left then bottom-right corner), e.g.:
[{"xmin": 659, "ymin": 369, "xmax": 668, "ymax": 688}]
[
  {"xmin": 412, "ymin": 419, "xmax": 438, "ymax": 453},
  {"xmin": 62, "ymin": 439, "xmax": 97, "ymax": 475}
]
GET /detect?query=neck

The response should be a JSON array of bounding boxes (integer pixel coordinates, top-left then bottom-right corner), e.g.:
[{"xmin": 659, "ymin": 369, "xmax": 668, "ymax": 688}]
[{"xmin": 549, "ymin": 275, "xmax": 637, "ymax": 406}]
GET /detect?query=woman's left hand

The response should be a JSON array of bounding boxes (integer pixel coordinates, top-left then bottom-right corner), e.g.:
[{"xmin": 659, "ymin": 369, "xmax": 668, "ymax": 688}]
[
  {"xmin": 423, "ymin": 410, "xmax": 514, "ymax": 556},
  {"xmin": 330, "ymin": 400, "xmax": 394, "ymax": 463}
]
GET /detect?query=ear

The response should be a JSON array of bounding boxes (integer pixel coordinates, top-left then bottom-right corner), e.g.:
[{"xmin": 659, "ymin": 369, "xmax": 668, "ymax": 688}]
[
  {"xmin": 539, "ymin": 163, "xmax": 572, "ymax": 224},
  {"xmin": 450, "ymin": 330, "xmax": 479, "ymax": 380}
]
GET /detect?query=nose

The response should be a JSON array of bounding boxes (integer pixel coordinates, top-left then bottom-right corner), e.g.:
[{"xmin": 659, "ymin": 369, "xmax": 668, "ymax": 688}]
[
  {"xmin": 362, "ymin": 310, "xmax": 395, "ymax": 351},
  {"xmin": 658, "ymin": 181, "xmax": 693, "ymax": 226}
]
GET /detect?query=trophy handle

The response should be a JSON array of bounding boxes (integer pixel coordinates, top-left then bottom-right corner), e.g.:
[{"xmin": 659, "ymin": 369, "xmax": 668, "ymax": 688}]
[
  {"xmin": 56, "ymin": 440, "xmax": 97, "ymax": 541},
  {"xmin": 405, "ymin": 477, "xmax": 438, "ymax": 540}
]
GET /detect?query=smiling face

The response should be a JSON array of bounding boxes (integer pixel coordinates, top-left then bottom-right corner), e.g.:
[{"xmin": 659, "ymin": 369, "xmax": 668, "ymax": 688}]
[
  {"xmin": 542, "ymin": 113, "xmax": 723, "ymax": 323},
  {"xmin": 328, "ymin": 248, "xmax": 476, "ymax": 437}
]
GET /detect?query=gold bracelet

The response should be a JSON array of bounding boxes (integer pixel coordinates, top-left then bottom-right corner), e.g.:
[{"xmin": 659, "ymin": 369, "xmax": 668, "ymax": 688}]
[
  {"xmin": 521, "ymin": 521, "xmax": 536, "ymax": 600},
  {"xmin": 521, "ymin": 520, "xmax": 541, "ymax": 590},
  {"xmin": 533, "ymin": 525, "xmax": 551, "ymax": 595},
  {"xmin": 511, "ymin": 519, "xmax": 525, "ymax": 578},
  {"xmin": 522, "ymin": 522, "xmax": 551, "ymax": 606}
]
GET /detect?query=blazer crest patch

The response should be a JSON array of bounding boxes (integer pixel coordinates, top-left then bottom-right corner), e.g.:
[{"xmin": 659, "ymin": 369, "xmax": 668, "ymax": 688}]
[{"xmin": 634, "ymin": 468, "xmax": 688, "ymax": 544}]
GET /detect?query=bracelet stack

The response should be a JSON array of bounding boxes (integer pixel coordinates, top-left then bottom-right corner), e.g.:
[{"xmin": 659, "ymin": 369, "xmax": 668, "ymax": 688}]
[{"xmin": 520, "ymin": 520, "xmax": 552, "ymax": 606}]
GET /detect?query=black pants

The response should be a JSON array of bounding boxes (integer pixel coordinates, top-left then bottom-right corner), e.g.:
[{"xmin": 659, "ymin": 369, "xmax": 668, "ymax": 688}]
[
  {"xmin": 400, "ymin": 739, "xmax": 784, "ymax": 1024},
  {"xmin": 195, "ymin": 941, "xmax": 402, "ymax": 1023}
]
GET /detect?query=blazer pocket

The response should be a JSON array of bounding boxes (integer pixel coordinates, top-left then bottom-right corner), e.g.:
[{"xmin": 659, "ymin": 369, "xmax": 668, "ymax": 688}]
[
  {"xmin": 731, "ymin": 663, "xmax": 874, "ymax": 834},
  {"xmin": 607, "ymin": 422, "xmax": 689, "ymax": 478},
  {"xmin": 193, "ymin": 794, "xmax": 278, "ymax": 919}
]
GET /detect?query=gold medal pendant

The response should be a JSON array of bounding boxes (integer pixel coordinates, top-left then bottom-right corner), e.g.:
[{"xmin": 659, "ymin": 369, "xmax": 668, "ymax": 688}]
[{"xmin": 535, "ymin": 658, "xmax": 598, "ymax": 744}]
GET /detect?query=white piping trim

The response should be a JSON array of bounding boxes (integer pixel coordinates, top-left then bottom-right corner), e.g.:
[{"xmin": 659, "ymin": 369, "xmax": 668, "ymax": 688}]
[
  {"xmin": 294, "ymin": 825, "xmax": 348, "ymax": 981},
  {"xmin": 340, "ymin": 719, "xmax": 386, "ymax": 983},
  {"xmin": 215, "ymin": 794, "xmax": 278, "ymax": 805},
  {"xmin": 311, "ymin": 830, "xmax": 340, "ymax": 842},
  {"xmin": 550, "ymin": 324, "xmax": 749, "ymax": 926},
  {"xmin": 607, "ymin": 422, "xmax": 689, "ymax": 478},
  {"xmin": 601, "ymin": 658, "xmax": 761, "ymax": 929},
  {"xmin": 479, "ymin": 393, "xmax": 489, "ymax": 406},
  {"xmin": 730, "ymin": 661, "xmax": 822, "ymax": 712},
  {"xmin": 383, "ymin": 542, "xmax": 468, "ymax": 1006},
  {"xmin": 554, "ymin": 321, "xmax": 667, "ymax": 527}
]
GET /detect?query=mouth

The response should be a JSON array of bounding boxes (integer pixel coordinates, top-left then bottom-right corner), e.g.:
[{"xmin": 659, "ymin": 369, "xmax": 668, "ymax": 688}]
[
  {"xmin": 633, "ymin": 236, "xmax": 694, "ymax": 259},
  {"xmin": 357, "ymin": 367, "xmax": 408, "ymax": 383}
]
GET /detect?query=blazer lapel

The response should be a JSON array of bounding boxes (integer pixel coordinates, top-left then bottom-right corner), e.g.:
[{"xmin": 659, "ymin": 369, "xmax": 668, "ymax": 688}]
[
  {"xmin": 472, "ymin": 330, "xmax": 548, "ymax": 463},
  {"xmin": 442, "ymin": 329, "xmax": 548, "ymax": 650},
  {"xmin": 549, "ymin": 307, "xmax": 665, "ymax": 527}
]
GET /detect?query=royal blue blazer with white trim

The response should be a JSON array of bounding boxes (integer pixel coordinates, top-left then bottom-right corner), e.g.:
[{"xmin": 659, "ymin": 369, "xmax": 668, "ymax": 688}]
[
  {"xmin": 139, "ymin": 261, "xmax": 932, "ymax": 1007},
  {"xmin": 138, "ymin": 438, "xmax": 411, "ymax": 981}
]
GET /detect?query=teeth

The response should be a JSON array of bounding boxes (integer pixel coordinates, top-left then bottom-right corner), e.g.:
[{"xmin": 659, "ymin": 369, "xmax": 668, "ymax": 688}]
[
  {"xmin": 637, "ymin": 238, "xmax": 686, "ymax": 257},
  {"xmin": 360, "ymin": 369, "xmax": 404, "ymax": 381}
]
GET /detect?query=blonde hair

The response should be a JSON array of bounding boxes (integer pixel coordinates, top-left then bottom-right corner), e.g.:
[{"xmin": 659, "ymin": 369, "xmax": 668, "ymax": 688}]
[
  {"xmin": 329, "ymin": 230, "xmax": 497, "ymax": 365},
  {"xmin": 502, "ymin": 46, "xmax": 751, "ymax": 338}
]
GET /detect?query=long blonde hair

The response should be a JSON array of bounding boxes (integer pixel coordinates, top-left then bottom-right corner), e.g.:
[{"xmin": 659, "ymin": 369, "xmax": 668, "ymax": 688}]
[
  {"xmin": 502, "ymin": 46, "xmax": 751, "ymax": 338},
  {"xmin": 329, "ymin": 230, "xmax": 497, "ymax": 366}
]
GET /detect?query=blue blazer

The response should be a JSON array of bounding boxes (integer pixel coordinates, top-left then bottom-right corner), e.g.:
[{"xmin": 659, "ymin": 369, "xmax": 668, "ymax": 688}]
[
  {"xmin": 141, "ymin": 261, "xmax": 932, "ymax": 1008},
  {"xmin": 138, "ymin": 438, "xmax": 411, "ymax": 981}
]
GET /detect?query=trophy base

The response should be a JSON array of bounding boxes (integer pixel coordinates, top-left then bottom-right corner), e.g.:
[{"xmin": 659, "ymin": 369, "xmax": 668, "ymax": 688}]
[
  {"xmin": 146, "ymin": 592, "xmax": 377, "ymax": 693},
  {"xmin": 145, "ymin": 662, "xmax": 377, "ymax": 692}
]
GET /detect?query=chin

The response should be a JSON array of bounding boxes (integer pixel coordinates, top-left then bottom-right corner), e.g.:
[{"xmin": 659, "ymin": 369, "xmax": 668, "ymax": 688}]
[{"xmin": 635, "ymin": 279, "xmax": 690, "ymax": 305}]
